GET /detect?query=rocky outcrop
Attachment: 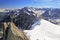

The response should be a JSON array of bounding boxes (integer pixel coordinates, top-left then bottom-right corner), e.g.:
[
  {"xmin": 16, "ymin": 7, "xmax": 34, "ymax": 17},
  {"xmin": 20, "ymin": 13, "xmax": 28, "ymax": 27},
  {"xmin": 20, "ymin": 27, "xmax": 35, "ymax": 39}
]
[{"xmin": 3, "ymin": 22, "xmax": 29, "ymax": 40}]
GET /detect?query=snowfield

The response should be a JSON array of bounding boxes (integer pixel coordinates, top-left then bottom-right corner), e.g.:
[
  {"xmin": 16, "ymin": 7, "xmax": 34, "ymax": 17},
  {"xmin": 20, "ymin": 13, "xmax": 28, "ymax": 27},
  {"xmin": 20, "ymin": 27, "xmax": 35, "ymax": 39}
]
[{"xmin": 24, "ymin": 19, "xmax": 60, "ymax": 40}]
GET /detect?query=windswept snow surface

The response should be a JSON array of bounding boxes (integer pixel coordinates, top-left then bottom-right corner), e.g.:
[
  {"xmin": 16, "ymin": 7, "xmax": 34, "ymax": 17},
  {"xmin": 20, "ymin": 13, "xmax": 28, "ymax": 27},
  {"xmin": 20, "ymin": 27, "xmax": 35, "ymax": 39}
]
[{"xmin": 24, "ymin": 19, "xmax": 60, "ymax": 40}]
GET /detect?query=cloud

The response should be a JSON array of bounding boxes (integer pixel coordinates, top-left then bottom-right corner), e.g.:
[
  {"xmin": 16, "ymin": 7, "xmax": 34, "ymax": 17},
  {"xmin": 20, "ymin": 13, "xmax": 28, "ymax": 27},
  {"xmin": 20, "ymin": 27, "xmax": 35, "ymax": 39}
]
[
  {"xmin": 32, "ymin": 0, "xmax": 60, "ymax": 3},
  {"xmin": 39, "ymin": 6, "xmax": 53, "ymax": 8},
  {"xmin": 51, "ymin": 0, "xmax": 60, "ymax": 5},
  {"xmin": 32, "ymin": 0, "xmax": 53, "ymax": 2},
  {"xmin": 31, "ymin": 0, "xmax": 60, "ymax": 8}
]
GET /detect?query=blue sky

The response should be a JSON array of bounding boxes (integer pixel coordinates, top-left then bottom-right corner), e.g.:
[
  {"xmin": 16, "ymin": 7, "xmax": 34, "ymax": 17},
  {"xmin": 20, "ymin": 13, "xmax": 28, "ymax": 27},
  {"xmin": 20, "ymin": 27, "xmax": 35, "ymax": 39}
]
[{"xmin": 0, "ymin": 0, "xmax": 60, "ymax": 8}]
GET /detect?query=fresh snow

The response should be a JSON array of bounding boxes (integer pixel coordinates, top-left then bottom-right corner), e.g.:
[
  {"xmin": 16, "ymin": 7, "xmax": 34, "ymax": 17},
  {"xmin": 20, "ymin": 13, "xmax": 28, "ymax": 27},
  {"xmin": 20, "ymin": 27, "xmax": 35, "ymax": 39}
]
[
  {"xmin": 24, "ymin": 19, "xmax": 60, "ymax": 40},
  {"xmin": 28, "ymin": 8, "xmax": 45, "ymax": 16}
]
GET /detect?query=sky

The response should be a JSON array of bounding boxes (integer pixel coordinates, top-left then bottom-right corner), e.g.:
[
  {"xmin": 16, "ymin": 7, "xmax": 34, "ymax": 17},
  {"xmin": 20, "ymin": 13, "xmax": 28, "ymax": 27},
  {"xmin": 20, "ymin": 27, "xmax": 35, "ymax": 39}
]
[{"xmin": 0, "ymin": 0, "xmax": 60, "ymax": 8}]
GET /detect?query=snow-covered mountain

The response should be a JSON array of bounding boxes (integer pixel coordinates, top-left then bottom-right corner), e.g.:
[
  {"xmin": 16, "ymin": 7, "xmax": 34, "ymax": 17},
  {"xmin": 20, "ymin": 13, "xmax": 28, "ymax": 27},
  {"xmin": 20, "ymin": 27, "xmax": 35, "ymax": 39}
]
[
  {"xmin": 24, "ymin": 19, "xmax": 60, "ymax": 40},
  {"xmin": 41, "ymin": 8, "xmax": 60, "ymax": 25},
  {"xmin": 1, "ymin": 7, "xmax": 60, "ymax": 29},
  {"xmin": 15, "ymin": 7, "xmax": 60, "ymax": 25},
  {"xmin": 1, "ymin": 7, "xmax": 45, "ymax": 30},
  {"xmin": 41, "ymin": 8, "xmax": 60, "ymax": 19}
]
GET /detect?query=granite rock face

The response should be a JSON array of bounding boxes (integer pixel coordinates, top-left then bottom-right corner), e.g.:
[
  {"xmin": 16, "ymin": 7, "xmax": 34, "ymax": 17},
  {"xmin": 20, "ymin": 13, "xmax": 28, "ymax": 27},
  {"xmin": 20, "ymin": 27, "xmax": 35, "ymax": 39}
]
[{"xmin": 3, "ymin": 22, "xmax": 29, "ymax": 40}]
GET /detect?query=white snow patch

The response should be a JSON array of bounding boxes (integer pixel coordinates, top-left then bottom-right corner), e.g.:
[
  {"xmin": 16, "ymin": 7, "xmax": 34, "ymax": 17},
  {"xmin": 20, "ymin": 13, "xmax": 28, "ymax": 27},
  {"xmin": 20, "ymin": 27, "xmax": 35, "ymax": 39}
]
[{"xmin": 24, "ymin": 19, "xmax": 60, "ymax": 40}]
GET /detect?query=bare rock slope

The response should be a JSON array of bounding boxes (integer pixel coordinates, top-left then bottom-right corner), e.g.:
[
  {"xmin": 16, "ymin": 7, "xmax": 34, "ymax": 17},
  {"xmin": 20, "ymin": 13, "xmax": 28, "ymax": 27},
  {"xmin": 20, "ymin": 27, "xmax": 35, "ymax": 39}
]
[{"xmin": 3, "ymin": 22, "xmax": 29, "ymax": 40}]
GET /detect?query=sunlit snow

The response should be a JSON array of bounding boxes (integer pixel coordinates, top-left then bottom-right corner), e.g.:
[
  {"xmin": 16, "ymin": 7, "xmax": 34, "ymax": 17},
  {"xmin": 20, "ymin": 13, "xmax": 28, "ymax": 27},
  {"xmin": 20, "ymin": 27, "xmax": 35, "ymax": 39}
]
[{"xmin": 24, "ymin": 19, "xmax": 60, "ymax": 40}]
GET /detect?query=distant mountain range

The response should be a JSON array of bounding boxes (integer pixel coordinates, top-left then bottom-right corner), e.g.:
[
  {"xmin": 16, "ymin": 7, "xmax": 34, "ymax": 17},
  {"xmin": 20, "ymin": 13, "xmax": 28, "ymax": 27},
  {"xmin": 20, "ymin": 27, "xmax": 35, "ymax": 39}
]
[{"xmin": 0, "ymin": 7, "xmax": 60, "ymax": 29}]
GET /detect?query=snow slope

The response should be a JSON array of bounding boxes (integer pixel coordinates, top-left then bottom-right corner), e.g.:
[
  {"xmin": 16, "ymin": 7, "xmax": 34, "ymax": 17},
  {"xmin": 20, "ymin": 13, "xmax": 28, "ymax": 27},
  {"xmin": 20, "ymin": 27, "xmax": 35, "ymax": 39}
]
[{"xmin": 24, "ymin": 19, "xmax": 60, "ymax": 40}]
